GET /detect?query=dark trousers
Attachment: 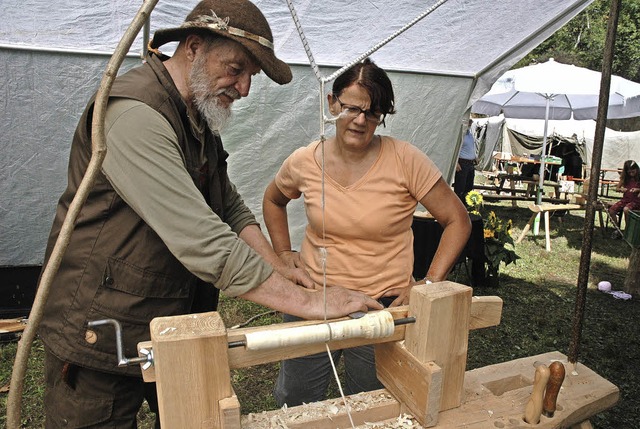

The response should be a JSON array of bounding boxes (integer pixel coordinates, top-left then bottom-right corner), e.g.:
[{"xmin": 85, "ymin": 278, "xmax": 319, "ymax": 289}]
[
  {"xmin": 44, "ymin": 348, "xmax": 160, "ymax": 428},
  {"xmin": 454, "ymin": 159, "xmax": 475, "ymax": 204},
  {"xmin": 273, "ymin": 314, "xmax": 383, "ymax": 407}
]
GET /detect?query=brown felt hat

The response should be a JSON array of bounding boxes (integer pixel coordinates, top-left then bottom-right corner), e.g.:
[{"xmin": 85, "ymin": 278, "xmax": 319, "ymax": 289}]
[{"xmin": 150, "ymin": 0, "xmax": 292, "ymax": 84}]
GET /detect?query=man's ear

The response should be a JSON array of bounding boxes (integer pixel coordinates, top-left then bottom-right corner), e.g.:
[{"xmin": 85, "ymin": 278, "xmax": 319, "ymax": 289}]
[{"xmin": 184, "ymin": 34, "xmax": 203, "ymax": 62}]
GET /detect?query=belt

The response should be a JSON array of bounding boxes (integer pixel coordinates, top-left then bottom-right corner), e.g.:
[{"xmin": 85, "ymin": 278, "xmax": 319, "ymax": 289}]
[{"xmin": 459, "ymin": 158, "xmax": 475, "ymax": 164}]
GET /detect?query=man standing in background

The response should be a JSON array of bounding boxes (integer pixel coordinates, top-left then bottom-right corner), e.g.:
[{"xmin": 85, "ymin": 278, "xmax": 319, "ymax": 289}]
[{"xmin": 454, "ymin": 118, "xmax": 477, "ymax": 205}]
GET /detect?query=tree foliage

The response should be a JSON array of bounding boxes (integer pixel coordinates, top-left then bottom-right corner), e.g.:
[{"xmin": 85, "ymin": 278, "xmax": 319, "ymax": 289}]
[{"xmin": 517, "ymin": 0, "xmax": 640, "ymax": 83}]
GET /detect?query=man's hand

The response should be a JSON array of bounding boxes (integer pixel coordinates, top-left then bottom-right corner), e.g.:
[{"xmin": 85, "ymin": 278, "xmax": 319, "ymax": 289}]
[
  {"xmin": 240, "ymin": 272, "xmax": 382, "ymax": 321},
  {"xmin": 309, "ymin": 286, "xmax": 383, "ymax": 319}
]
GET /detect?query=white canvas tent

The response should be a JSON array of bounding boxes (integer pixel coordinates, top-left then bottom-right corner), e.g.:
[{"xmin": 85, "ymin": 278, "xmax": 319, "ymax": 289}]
[
  {"xmin": 477, "ymin": 116, "xmax": 640, "ymax": 176},
  {"xmin": 0, "ymin": 0, "xmax": 594, "ymax": 266}
]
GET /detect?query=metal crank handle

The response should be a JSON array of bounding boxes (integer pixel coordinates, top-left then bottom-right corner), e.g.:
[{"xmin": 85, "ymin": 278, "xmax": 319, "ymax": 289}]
[{"xmin": 87, "ymin": 319, "xmax": 154, "ymax": 369}]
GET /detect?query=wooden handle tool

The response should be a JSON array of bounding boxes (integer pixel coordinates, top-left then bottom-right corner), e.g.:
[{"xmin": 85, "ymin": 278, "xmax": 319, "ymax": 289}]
[
  {"xmin": 524, "ymin": 363, "xmax": 550, "ymax": 425},
  {"xmin": 543, "ymin": 361, "xmax": 566, "ymax": 418}
]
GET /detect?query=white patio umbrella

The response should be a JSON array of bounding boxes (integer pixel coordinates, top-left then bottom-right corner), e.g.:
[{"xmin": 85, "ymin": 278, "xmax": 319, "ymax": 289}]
[{"xmin": 472, "ymin": 58, "xmax": 640, "ymax": 205}]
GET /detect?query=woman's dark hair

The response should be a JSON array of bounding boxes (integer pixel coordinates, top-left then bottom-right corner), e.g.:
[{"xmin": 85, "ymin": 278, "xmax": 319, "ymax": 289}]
[
  {"xmin": 332, "ymin": 58, "xmax": 396, "ymax": 124},
  {"xmin": 620, "ymin": 159, "xmax": 639, "ymax": 185}
]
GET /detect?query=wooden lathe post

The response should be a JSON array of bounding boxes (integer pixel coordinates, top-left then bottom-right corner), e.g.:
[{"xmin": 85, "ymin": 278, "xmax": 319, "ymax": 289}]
[
  {"xmin": 150, "ymin": 312, "xmax": 237, "ymax": 428},
  {"xmin": 375, "ymin": 282, "xmax": 472, "ymax": 426}
]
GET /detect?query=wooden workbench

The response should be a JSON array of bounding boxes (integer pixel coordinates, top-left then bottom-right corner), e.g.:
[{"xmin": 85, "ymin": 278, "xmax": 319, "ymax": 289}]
[{"xmin": 242, "ymin": 351, "xmax": 618, "ymax": 429}]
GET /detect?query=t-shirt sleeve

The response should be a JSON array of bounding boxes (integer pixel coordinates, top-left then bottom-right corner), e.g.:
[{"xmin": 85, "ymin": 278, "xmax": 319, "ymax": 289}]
[
  {"xmin": 399, "ymin": 140, "xmax": 442, "ymax": 201},
  {"xmin": 274, "ymin": 146, "xmax": 306, "ymax": 200}
]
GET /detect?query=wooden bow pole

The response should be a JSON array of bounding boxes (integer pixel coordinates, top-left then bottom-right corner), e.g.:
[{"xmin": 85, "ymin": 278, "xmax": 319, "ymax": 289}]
[{"xmin": 6, "ymin": 1, "xmax": 159, "ymax": 427}]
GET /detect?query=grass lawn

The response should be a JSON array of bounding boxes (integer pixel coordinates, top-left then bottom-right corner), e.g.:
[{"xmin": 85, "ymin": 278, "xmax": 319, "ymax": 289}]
[{"xmin": 1, "ymin": 196, "xmax": 639, "ymax": 428}]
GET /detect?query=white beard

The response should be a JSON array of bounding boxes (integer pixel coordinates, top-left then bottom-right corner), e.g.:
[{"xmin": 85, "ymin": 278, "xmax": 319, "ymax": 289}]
[{"xmin": 189, "ymin": 55, "xmax": 237, "ymax": 132}]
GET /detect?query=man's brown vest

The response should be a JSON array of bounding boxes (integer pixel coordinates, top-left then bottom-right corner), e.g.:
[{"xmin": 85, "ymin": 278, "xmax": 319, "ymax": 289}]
[{"xmin": 38, "ymin": 53, "xmax": 237, "ymax": 376}]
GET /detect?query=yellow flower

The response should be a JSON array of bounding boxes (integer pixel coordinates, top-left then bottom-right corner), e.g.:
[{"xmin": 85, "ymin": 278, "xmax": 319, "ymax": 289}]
[
  {"xmin": 465, "ymin": 191, "xmax": 483, "ymax": 208},
  {"xmin": 484, "ymin": 228, "xmax": 494, "ymax": 239}
]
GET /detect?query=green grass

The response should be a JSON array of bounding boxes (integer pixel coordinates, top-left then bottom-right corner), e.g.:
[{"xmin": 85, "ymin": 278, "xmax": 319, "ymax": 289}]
[{"xmin": 2, "ymin": 195, "xmax": 639, "ymax": 428}]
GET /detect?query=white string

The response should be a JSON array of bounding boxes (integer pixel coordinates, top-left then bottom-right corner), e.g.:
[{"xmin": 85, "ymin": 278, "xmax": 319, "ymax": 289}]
[
  {"xmin": 283, "ymin": 0, "xmax": 452, "ymax": 425},
  {"xmin": 326, "ymin": 344, "xmax": 357, "ymax": 428}
]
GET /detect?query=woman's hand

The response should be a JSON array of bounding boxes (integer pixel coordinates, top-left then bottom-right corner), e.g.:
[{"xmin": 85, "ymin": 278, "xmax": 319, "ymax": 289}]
[
  {"xmin": 274, "ymin": 251, "xmax": 314, "ymax": 288},
  {"xmin": 277, "ymin": 250, "xmax": 303, "ymax": 268},
  {"xmin": 386, "ymin": 288, "xmax": 410, "ymax": 307},
  {"xmin": 381, "ymin": 277, "xmax": 425, "ymax": 307}
]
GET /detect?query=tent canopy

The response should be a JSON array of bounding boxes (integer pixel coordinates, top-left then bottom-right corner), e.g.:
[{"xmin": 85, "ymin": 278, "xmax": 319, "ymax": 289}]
[{"xmin": 0, "ymin": 0, "xmax": 594, "ymax": 265}]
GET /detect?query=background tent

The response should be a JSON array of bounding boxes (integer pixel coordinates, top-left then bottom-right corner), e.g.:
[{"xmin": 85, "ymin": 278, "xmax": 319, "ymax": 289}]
[
  {"xmin": 0, "ymin": 0, "xmax": 594, "ymax": 266},
  {"xmin": 477, "ymin": 116, "xmax": 640, "ymax": 179}
]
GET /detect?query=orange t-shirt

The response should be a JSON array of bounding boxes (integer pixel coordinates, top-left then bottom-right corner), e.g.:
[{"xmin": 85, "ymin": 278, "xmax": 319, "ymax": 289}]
[{"xmin": 275, "ymin": 136, "xmax": 441, "ymax": 299}]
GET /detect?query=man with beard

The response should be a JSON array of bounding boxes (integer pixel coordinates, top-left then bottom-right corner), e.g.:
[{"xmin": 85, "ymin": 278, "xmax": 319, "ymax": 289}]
[{"xmin": 38, "ymin": 0, "xmax": 381, "ymax": 427}]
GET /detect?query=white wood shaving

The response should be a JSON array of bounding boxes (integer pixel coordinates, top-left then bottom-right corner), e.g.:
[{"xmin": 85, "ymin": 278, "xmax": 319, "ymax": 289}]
[{"xmin": 241, "ymin": 392, "xmax": 426, "ymax": 429}]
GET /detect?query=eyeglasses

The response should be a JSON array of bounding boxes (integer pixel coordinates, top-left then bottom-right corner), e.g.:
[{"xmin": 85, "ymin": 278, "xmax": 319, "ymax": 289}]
[{"xmin": 334, "ymin": 95, "xmax": 383, "ymax": 124}]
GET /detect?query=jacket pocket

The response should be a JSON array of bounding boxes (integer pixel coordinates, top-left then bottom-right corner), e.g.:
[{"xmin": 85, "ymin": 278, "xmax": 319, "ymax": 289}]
[
  {"xmin": 92, "ymin": 256, "xmax": 194, "ymax": 323},
  {"xmin": 85, "ymin": 257, "xmax": 196, "ymax": 361}
]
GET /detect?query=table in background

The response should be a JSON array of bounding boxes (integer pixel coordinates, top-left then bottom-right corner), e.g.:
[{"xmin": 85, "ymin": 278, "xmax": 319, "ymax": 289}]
[
  {"xmin": 494, "ymin": 154, "xmax": 562, "ymax": 174},
  {"xmin": 488, "ymin": 155, "xmax": 565, "ymax": 205},
  {"xmin": 412, "ymin": 212, "xmax": 486, "ymax": 287},
  {"xmin": 598, "ymin": 168, "xmax": 621, "ymax": 197}
]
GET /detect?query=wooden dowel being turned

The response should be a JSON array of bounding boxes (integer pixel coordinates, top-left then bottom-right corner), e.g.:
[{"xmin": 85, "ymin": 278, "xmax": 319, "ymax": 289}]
[{"xmin": 244, "ymin": 310, "xmax": 395, "ymax": 351}]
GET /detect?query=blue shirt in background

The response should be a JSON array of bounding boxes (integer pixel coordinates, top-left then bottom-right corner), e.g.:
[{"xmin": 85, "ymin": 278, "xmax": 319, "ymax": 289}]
[{"xmin": 459, "ymin": 130, "xmax": 476, "ymax": 160}]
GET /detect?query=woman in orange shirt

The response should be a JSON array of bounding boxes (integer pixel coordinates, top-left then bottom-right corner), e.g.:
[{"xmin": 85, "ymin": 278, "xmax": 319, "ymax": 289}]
[{"xmin": 263, "ymin": 58, "xmax": 471, "ymax": 406}]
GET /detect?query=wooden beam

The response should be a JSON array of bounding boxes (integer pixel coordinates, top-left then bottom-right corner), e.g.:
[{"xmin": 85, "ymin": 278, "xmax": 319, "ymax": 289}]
[
  {"xmin": 375, "ymin": 341, "xmax": 442, "ymax": 427},
  {"xmin": 241, "ymin": 352, "xmax": 618, "ymax": 429},
  {"xmin": 219, "ymin": 394, "xmax": 241, "ymax": 429},
  {"xmin": 469, "ymin": 296, "xmax": 502, "ymax": 329}
]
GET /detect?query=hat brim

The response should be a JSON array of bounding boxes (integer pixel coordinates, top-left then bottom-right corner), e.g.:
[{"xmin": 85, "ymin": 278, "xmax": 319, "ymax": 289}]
[{"xmin": 150, "ymin": 27, "xmax": 292, "ymax": 85}]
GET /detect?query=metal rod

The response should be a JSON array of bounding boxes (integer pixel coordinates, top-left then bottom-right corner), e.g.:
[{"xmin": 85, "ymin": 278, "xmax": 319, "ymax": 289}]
[
  {"xmin": 86, "ymin": 319, "xmax": 150, "ymax": 367},
  {"xmin": 568, "ymin": 0, "xmax": 621, "ymax": 366},
  {"xmin": 0, "ymin": 43, "xmax": 142, "ymax": 58}
]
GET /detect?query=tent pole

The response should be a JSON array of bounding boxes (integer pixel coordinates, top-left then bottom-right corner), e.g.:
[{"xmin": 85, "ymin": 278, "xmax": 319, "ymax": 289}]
[
  {"xmin": 568, "ymin": 0, "xmax": 622, "ymax": 368},
  {"xmin": 536, "ymin": 96, "xmax": 551, "ymax": 206},
  {"xmin": 533, "ymin": 96, "xmax": 551, "ymax": 235}
]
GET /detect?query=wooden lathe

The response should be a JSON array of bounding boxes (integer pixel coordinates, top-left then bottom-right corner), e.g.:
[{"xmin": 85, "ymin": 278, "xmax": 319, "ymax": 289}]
[{"xmin": 136, "ymin": 282, "xmax": 618, "ymax": 428}]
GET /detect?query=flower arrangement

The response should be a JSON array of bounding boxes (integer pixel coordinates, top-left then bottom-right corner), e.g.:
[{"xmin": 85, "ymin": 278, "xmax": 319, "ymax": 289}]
[{"xmin": 465, "ymin": 191, "xmax": 520, "ymax": 282}]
